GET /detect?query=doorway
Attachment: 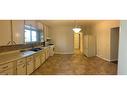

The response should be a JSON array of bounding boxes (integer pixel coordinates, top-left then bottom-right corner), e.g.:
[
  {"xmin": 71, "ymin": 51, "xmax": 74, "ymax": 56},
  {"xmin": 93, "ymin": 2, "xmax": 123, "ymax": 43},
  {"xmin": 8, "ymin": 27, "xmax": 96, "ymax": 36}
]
[
  {"xmin": 74, "ymin": 32, "xmax": 83, "ymax": 54},
  {"xmin": 110, "ymin": 27, "xmax": 119, "ymax": 63}
]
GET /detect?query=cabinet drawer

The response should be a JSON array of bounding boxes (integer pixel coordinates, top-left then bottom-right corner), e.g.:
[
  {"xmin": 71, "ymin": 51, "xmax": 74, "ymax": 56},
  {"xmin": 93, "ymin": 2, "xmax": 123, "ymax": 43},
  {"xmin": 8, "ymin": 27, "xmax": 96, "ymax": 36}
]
[
  {"xmin": 0, "ymin": 68, "xmax": 14, "ymax": 75},
  {"xmin": 0, "ymin": 62, "xmax": 14, "ymax": 72},
  {"xmin": 27, "ymin": 56, "xmax": 33, "ymax": 62},
  {"xmin": 17, "ymin": 58, "xmax": 26, "ymax": 66}
]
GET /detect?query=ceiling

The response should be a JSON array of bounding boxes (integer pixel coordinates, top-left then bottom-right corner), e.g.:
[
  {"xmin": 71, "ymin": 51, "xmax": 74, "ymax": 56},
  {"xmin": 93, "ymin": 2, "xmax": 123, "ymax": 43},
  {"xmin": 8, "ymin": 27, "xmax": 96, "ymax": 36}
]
[{"xmin": 41, "ymin": 20, "xmax": 100, "ymax": 28}]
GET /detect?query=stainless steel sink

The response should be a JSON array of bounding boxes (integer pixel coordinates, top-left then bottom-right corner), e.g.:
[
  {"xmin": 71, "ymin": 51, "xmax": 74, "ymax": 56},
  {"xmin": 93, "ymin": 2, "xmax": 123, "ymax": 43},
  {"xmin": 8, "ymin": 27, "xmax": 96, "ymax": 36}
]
[{"xmin": 29, "ymin": 48, "xmax": 42, "ymax": 52}]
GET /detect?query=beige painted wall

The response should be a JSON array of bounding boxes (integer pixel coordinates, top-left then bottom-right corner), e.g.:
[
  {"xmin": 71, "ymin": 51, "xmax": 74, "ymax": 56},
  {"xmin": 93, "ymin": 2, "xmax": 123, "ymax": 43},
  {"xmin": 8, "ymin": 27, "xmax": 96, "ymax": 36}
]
[
  {"xmin": 49, "ymin": 26, "xmax": 74, "ymax": 54},
  {"xmin": 92, "ymin": 20, "xmax": 120, "ymax": 61},
  {"xmin": 79, "ymin": 32, "xmax": 84, "ymax": 53},
  {"xmin": 83, "ymin": 26, "xmax": 96, "ymax": 57}
]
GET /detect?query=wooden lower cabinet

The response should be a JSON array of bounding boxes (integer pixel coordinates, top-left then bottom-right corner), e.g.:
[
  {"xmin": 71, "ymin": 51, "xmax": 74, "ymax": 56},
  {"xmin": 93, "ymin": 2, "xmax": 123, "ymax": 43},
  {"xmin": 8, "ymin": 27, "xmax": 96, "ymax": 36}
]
[
  {"xmin": 49, "ymin": 45, "xmax": 55, "ymax": 56},
  {"xmin": 45, "ymin": 48, "xmax": 50, "ymax": 60},
  {"xmin": 41, "ymin": 52, "xmax": 45, "ymax": 63},
  {"xmin": 26, "ymin": 56, "xmax": 34, "ymax": 75},
  {"xmin": 0, "ymin": 61, "xmax": 15, "ymax": 75},
  {"xmin": 34, "ymin": 53, "xmax": 41, "ymax": 69},
  {"xmin": 16, "ymin": 58, "xmax": 26, "ymax": 75},
  {"xmin": 0, "ymin": 49, "xmax": 51, "ymax": 75},
  {"xmin": 0, "ymin": 68, "xmax": 14, "ymax": 75},
  {"xmin": 17, "ymin": 64, "xmax": 26, "ymax": 75}
]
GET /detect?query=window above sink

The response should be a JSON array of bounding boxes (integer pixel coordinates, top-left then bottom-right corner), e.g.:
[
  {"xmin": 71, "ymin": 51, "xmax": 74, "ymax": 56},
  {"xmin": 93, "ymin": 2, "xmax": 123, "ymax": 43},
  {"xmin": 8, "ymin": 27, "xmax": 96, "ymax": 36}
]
[{"xmin": 25, "ymin": 25, "xmax": 41, "ymax": 43}]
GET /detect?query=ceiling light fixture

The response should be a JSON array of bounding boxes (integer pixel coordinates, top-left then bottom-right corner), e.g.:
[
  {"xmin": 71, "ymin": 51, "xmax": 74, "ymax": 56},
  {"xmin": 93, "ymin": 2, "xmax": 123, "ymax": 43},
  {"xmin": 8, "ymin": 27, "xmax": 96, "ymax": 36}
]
[{"xmin": 72, "ymin": 20, "xmax": 82, "ymax": 33}]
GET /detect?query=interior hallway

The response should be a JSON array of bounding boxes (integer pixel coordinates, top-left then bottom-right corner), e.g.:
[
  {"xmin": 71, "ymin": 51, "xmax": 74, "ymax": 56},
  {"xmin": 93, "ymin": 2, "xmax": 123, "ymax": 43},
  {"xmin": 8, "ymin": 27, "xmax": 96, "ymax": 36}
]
[{"xmin": 32, "ymin": 49, "xmax": 117, "ymax": 75}]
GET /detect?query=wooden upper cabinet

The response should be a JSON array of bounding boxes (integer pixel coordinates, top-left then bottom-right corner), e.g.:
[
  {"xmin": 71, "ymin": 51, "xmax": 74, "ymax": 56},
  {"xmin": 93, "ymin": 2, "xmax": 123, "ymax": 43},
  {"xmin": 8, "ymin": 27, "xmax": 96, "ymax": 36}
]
[
  {"xmin": 0, "ymin": 20, "xmax": 11, "ymax": 46},
  {"xmin": 43, "ymin": 24, "xmax": 49, "ymax": 41},
  {"xmin": 43, "ymin": 24, "xmax": 47, "ymax": 41},
  {"xmin": 36, "ymin": 21, "xmax": 43, "ymax": 30},
  {"xmin": 12, "ymin": 20, "xmax": 25, "ymax": 44},
  {"xmin": 25, "ymin": 20, "xmax": 37, "ymax": 28}
]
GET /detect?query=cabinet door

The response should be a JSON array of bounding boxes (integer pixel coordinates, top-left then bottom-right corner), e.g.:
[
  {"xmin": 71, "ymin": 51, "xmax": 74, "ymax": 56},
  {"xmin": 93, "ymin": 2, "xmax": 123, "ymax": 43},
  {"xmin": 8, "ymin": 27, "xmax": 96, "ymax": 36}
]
[
  {"xmin": 0, "ymin": 20, "xmax": 11, "ymax": 46},
  {"xmin": 45, "ymin": 48, "xmax": 50, "ymax": 59},
  {"xmin": 41, "ymin": 52, "xmax": 45, "ymax": 63},
  {"xmin": 37, "ymin": 21, "xmax": 43, "ymax": 30},
  {"xmin": 17, "ymin": 58, "xmax": 26, "ymax": 75},
  {"xmin": 43, "ymin": 25, "xmax": 47, "ymax": 41},
  {"xmin": 49, "ymin": 46, "xmax": 55, "ymax": 56},
  {"xmin": 17, "ymin": 64, "xmax": 26, "ymax": 75},
  {"xmin": 12, "ymin": 20, "xmax": 24, "ymax": 44},
  {"xmin": 35, "ymin": 54, "xmax": 41, "ymax": 69},
  {"xmin": 25, "ymin": 20, "xmax": 36, "ymax": 28},
  {"xmin": 0, "ymin": 68, "xmax": 14, "ymax": 75},
  {"xmin": 26, "ymin": 56, "xmax": 34, "ymax": 75}
]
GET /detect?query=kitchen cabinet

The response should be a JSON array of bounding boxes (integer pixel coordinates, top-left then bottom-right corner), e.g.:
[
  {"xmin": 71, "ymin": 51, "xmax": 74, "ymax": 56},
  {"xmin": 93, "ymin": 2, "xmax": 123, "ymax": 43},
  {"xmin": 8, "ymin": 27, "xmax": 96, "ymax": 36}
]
[
  {"xmin": 0, "ymin": 46, "xmax": 53, "ymax": 75},
  {"xmin": 16, "ymin": 58, "xmax": 26, "ymax": 75},
  {"xmin": 43, "ymin": 24, "xmax": 49, "ymax": 41},
  {"xmin": 45, "ymin": 47, "xmax": 50, "ymax": 60},
  {"xmin": 0, "ymin": 68, "xmax": 14, "ymax": 75},
  {"xmin": 0, "ymin": 61, "xmax": 15, "ymax": 75},
  {"xmin": 26, "ymin": 56, "xmax": 34, "ymax": 75},
  {"xmin": 36, "ymin": 21, "xmax": 45, "ymax": 42},
  {"xmin": 12, "ymin": 20, "xmax": 25, "ymax": 44},
  {"xmin": 41, "ymin": 52, "xmax": 45, "ymax": 63},
  {"xmin": 34, "ymin": 53, "xmax": 41, "ymax": 69},
  {"xmin": 25, "ymin": 20, "xmax": 37, "ymax": 28},
  {"xmin": 49, "ymin": 45, "xmax": 55, "ymax": 56},
  {"xmin": 0, "ymin": 20, "xmax": 11, "ymax": 46},
  {"xmin": 36, "ymin": 21, "xmax": 43, "ymax": 30}
]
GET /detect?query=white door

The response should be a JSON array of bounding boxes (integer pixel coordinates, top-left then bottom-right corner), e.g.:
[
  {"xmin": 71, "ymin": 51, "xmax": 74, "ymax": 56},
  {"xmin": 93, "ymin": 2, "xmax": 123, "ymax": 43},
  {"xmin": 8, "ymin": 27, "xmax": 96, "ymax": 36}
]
[{"xmin": 74, "ymin": 33, "xmax": 80, "ymax": 49}]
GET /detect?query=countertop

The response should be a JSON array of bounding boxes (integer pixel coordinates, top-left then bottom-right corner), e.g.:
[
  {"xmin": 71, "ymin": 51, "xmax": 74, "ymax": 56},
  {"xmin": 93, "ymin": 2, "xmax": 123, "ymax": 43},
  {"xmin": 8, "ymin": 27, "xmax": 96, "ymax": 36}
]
[{"xmin": 0, "ymin": 45, "xmax": 54, "ymax": 65}]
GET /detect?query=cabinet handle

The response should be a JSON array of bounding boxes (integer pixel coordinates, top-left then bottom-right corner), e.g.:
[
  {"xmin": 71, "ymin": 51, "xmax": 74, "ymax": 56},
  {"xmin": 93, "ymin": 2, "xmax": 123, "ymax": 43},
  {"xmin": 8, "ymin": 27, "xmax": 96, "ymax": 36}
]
[
  {"xmin": 19, "ymin": 61, "xmax": 23, "ymax": 63},
  {"xmin": 2, "ymin": 66, "xmax": 8, "ymax": 69},
  {"xmin": 27, "ymin": 62, "xmax": 31, "ymax": 65},
  {"xmin": 23, "ymin": 65, "xmax": 26, "ymax": 68}
]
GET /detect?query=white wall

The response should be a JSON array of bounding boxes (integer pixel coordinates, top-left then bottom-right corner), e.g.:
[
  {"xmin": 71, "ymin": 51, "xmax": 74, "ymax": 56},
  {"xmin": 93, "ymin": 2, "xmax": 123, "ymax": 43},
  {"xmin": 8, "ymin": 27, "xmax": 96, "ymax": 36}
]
[
  {"xmin": 49, "ymin": 26, "xmax": 74, "ymax": 54},
  {"xmin": 118, "ymin": 21, "xmax": 127, "ymax": 75},
  {"xmin": 92, "ymin": 21, "xmax": 120, "ymax": 61}
]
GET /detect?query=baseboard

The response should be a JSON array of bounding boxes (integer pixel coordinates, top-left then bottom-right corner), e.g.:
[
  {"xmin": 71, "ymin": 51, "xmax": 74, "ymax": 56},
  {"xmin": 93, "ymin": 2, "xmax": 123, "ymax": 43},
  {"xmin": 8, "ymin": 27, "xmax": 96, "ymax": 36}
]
[
  {"xmin": 96, "ymin": 55, "xmax": 118, "ymax": 62},
  {"xmin": 110, "ymin": 59, "xmax": 118, "ymax": 61},
  {"xmin": 96, "ymin": 55, "xmax": 110, "ymax": 61},
  {"xmin": 55, "ymin": 51, "xmax": 74, "ymax": 54}
]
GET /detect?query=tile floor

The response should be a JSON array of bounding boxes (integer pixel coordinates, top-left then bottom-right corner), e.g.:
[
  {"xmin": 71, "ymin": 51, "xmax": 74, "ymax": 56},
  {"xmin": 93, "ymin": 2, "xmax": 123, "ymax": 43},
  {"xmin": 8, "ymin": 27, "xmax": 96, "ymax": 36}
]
[{"xmin": 32, "ymin": 50, "xmax": 117, "ymax": 75}]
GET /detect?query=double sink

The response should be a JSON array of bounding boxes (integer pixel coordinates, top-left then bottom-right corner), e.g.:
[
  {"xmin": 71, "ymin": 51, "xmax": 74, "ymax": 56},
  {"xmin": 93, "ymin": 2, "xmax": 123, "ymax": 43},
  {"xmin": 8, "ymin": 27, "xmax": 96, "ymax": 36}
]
[{"xmin": 29, "ymin": 48, "xmax": 42, "ymax": 52}]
